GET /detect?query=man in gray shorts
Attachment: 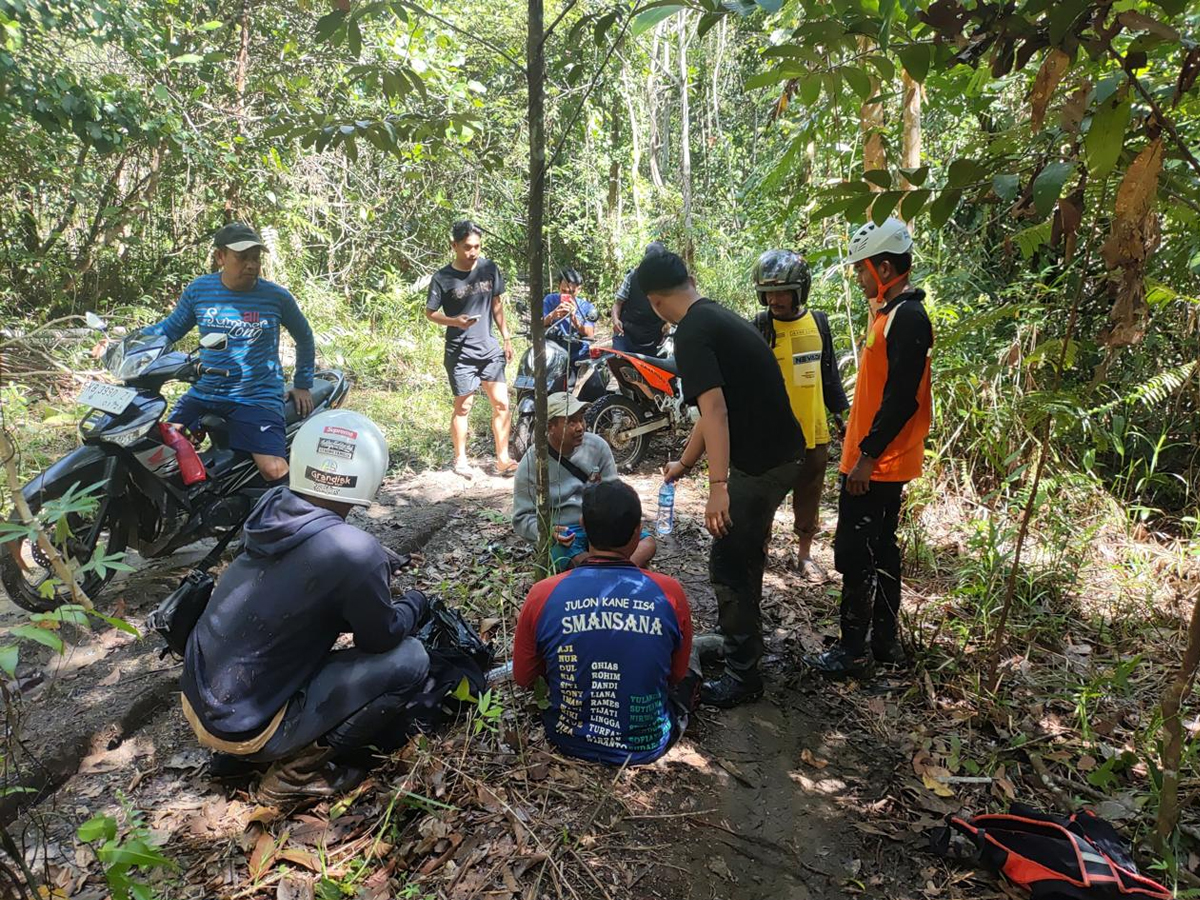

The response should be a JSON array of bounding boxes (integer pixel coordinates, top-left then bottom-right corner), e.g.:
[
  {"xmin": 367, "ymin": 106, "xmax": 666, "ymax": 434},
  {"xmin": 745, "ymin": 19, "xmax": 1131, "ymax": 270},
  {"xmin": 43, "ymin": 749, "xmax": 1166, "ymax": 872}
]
[{"xmin": 425, "ymin": 219, "xmax": 516, "ymax": 478}]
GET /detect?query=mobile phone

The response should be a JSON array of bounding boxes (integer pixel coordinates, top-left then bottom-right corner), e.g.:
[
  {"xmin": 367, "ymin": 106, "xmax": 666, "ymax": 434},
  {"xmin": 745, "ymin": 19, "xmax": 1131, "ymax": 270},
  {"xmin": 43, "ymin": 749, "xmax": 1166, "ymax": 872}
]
[{"xmin": 465, "ymin": 314, "xmax": 481, "ymax": 324}]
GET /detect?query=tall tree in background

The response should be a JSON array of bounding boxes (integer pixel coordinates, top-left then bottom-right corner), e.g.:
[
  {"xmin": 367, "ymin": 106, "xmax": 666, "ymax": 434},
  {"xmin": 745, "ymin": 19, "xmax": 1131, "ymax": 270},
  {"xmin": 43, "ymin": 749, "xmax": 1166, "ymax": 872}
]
[
  {"xmin": 226, "ymin": 0, "xmax": 253, "ymax": 222},
  {"xmin": 526, "ymin": 0, "xmax": 550, "ymax": 535},
  {"xmin": 678, "ymin": 17, "xmax": 693, "ymax": 263}
]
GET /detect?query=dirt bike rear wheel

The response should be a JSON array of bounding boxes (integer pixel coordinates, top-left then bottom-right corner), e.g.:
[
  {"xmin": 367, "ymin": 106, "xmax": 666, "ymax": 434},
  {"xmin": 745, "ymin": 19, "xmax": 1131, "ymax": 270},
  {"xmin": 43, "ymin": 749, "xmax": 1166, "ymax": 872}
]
[{"xmin": 586, "ymin": 395, "xmax": 652, "ymax": 472}]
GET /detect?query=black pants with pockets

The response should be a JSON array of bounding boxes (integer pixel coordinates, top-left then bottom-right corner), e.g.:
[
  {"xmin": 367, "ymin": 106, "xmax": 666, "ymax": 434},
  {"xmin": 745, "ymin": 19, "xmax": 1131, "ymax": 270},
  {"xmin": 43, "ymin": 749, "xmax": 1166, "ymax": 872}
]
[{"xmin": 833, "ymin": 479, "xmax": 907, "ymax": 656}]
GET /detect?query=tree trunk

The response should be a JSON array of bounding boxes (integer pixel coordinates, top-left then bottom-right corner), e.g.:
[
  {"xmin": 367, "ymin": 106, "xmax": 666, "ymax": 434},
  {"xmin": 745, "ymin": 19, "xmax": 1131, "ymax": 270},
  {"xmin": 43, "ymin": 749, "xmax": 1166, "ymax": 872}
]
[
  {"xmin": 606, "ymin": 90, "xmax": 621, "ymax": 275},
  {"xmin": 678, "ymin": 17, "xmax": 693, "ymax": 264},
  {"xmin": 900, "ymin": 70, "xmax": 922, "ymax": 229},
  {"xmin": 225, "ymin": 0, "xmax": 252, "ymax": 223},
  {"xmin": 900, "ymin": 71, "xmax": 922, "ymax": 178},
  {"xmin": 859, "ymin": 37, "xmax": 886, "ymax": 178},
  {"xmin": 621, "ymin": 64, "xmax": 644, "ymax": 230},
  {"xmin": 647, "ymin": 27, "xmax": 665, "ymax": 190},
  {"xmin": 527, "ymin": 0, "xmax": 551, "ymax": 546}
]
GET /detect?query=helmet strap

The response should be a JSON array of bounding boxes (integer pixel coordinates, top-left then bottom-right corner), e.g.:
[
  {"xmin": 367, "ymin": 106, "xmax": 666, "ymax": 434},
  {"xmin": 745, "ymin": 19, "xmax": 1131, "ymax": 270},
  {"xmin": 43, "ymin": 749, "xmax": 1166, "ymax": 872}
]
[{"xmin": 865, "ymin": 259, "xmax": 907, "ymax": 313}]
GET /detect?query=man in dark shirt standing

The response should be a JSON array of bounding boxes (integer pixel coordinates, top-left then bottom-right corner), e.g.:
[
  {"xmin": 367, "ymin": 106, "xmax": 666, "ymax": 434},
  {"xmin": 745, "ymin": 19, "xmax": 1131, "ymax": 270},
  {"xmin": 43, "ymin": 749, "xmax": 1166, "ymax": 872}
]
[
  {"xmin": 613, "ymin": 241, "xmax": 669, "ymax": 356},
  {"xmin": 425, "ymin": 220, "xmax": 517, "ymax": 479},
  {"xmin": 639, "ymin": 251, "xmax": 805, "ymax": 708}
]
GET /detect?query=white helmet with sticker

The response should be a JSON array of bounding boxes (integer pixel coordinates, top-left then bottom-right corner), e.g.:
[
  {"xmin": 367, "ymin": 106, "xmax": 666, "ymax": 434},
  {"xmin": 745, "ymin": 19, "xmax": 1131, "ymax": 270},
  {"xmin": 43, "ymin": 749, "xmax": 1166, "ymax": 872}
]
[
  {"xmin": 288, "ymin": 410, "xmax": 388, "ymax": 507},
  {"xmin": 845, "ymin": 217, "xmax": 914, "ymax": 265}
]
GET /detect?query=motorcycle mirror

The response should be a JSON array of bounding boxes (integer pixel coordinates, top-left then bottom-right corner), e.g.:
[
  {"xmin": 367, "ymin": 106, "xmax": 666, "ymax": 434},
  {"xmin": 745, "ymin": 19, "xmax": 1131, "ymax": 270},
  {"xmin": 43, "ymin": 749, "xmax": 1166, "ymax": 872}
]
[
  {"xmin": 199, "ymin": 332, "xmax": 229, "ymax": 351},
  {"xmin": 85, "ymin": 312, "xmax": 107, "ymax": 331}
]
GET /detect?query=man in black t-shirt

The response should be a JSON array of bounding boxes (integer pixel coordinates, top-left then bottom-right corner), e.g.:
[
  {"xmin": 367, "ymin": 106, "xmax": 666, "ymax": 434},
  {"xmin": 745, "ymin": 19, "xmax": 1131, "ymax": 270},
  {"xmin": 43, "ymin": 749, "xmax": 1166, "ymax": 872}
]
[
  {"xmin": 613, "ymin": 241, "xmax": 669, "ymax": 357},
  {"xmin": 425, "ymin": 220, "xmax": 516, "ymax": 479},
  {"xmin": 640, "ymin": 250, "xmax": 805, "ymax": 708}
]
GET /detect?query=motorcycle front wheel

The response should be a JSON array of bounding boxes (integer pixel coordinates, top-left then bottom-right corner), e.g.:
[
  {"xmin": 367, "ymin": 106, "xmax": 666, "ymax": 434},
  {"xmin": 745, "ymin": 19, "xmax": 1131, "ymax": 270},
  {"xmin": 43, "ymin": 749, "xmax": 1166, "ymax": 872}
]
[
  {"xmin": 586, "ymin": 395, "xmax": 652, "ymax": 472},
  {"xmin": 0, "ymin": 491, "xmax": 129, "ymax": 613},
  {"xmin": 510, "ymin": 412, "xmax": 532, "ymax": 462}
]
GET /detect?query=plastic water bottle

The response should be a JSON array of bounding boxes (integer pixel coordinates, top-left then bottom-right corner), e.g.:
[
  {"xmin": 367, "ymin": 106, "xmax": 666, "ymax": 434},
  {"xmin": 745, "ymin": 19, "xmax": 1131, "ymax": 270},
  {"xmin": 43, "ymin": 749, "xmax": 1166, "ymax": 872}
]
[{"xmin": 656, "ymin": 481, "xmax": 676, "ymax": 536}]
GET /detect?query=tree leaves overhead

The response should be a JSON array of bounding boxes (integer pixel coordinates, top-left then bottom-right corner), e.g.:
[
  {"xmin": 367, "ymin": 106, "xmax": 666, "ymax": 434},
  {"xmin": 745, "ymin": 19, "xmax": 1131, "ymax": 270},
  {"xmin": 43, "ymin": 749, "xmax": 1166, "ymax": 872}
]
[
  {"xmin": 1029, "ymin": 48, "xmax": 1071, "ymax": 132},
  {"xmin": 1032, "ymin": 162, "xmax": 1075, "ymax": 220},
  {"xmin": 1084, "ymin": 93, "xmax": 1132, "ymax": 178}
]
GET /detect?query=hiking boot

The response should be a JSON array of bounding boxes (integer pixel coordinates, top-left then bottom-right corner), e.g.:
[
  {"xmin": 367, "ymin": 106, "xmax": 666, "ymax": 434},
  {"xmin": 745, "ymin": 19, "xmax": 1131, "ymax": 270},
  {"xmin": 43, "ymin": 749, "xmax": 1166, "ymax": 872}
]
[
  {"xmin": 692, "ymin": 633, "xmax": 726, "ymax": 665},
  {"xmin": 208, "ymin": 753, "xmax": 267, "ymax": 781},
  {"xmin": 804, "ymin": 644, "xmax": 873, "ymax": 680},
  {"xmin": 256, "ymin": 743, "xmax": 364, "ymax": 806},
  {"xmin": 700, "ymin": 673, "xmax": 764, "ymax": 708},
  {"xmin": 871, "ymin": 638, "xmax": 909, "ymax": 669}
]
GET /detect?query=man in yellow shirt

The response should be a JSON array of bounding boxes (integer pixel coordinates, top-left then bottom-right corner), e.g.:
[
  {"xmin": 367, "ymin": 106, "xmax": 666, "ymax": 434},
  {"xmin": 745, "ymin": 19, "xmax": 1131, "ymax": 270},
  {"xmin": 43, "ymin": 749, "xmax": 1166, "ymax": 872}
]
[{"xmin": 751, "ymin": 250, "xmax": 849, "ymax": 580}]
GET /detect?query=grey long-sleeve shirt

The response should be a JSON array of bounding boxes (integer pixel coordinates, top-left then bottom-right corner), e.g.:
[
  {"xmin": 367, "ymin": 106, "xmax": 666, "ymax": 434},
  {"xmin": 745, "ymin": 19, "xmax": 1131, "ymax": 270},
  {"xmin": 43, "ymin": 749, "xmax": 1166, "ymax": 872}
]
[{"xmin": 512, "ymin": 433, "xmax": 618, "ymax": 542}]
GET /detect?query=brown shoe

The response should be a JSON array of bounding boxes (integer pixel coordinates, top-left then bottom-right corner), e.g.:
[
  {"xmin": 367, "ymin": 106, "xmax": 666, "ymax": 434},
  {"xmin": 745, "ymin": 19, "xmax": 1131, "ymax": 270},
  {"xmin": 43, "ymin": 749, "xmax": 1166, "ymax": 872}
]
[{"xmin": 256, "ymin": 743, "xmax": 362, "ymax": 806}]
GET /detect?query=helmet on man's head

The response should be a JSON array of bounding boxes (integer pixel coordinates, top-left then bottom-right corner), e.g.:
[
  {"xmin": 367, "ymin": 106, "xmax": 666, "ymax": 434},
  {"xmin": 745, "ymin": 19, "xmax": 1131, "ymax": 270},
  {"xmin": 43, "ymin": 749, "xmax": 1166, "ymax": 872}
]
[
  {"xmin": 289, "ymin": 410, "xmax": 388, "ymax": 508},
  {"xmin": 753, "ymin": 249, "xmax": 811, "ymax": 308},
  {"xmin": 845, "ymin": 218, "xmax": 913, "ymax": 265}
]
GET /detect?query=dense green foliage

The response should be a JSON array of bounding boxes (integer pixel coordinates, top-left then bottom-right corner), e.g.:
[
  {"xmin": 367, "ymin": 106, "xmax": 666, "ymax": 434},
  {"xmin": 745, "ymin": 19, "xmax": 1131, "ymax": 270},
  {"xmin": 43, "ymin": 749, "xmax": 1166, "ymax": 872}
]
[{"xmin": 1, "ymin": 0, "xmax": 1197, "ymax": 523}]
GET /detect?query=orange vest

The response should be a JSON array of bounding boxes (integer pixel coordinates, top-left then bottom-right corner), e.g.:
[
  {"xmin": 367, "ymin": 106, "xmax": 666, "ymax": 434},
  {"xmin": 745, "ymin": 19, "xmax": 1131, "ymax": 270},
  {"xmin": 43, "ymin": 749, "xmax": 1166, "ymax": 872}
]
[{"xmin": 840, "ymin": 301, "xmax": 933, "ymax": 482}]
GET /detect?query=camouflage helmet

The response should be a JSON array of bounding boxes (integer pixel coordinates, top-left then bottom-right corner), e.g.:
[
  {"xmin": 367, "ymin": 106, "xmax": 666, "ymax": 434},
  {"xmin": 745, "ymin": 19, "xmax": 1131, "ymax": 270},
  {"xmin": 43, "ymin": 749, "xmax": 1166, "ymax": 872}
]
[{"xmin": 752, "ymin": 249, "xmax": 811, "ymax": 307}]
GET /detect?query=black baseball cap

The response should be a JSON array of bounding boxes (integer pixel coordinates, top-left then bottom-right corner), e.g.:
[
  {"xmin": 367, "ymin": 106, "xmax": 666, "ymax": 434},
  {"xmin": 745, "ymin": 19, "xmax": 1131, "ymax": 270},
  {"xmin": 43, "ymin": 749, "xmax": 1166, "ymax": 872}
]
[{"xmin": 213, "ymin": 222, "xmax": 265, "ymax": 252}]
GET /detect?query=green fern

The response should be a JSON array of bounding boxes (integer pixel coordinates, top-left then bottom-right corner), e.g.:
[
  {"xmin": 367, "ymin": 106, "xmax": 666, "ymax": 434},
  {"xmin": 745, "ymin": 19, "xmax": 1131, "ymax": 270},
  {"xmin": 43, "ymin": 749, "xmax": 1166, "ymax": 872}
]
[{"xmin": 1086, "ymin": 360, "xmax": 1198, "ymax": 416}]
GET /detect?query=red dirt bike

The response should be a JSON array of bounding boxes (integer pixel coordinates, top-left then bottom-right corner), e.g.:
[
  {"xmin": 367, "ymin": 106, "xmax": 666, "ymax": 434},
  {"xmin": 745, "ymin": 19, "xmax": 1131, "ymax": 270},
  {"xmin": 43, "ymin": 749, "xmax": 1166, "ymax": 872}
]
[{"xmin": 582, "ymin": 335, "xmax": 698, "ymax": 471}]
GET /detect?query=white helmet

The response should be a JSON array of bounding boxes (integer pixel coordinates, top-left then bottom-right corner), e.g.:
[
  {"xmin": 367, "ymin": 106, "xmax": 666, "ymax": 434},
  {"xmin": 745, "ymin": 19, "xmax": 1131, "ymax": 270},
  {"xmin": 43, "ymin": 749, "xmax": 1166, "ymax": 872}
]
[
  {"xmin": 289, "ymin": 410, "xmax": 388, "ymax": 507},
  {"xmin": 845, "ymin": 218, "xmax": 913, "ymax": 265}
]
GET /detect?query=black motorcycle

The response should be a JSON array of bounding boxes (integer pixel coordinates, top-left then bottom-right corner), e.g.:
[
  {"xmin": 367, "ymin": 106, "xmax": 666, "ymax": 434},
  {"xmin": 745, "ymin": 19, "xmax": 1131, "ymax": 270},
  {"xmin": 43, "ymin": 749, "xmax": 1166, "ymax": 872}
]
[
  {"xmin": 510, "ymin": 306, "xmax": 608, "ymax": 461},
  {"xmin": 0, "ymin": 321, "xmax": 347, "ymax": 612}
]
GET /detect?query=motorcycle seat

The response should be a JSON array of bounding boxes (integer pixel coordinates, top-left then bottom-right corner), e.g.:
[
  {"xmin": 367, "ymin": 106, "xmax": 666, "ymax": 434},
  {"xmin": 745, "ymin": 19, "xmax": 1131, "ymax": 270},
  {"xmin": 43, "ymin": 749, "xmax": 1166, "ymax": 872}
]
[
  {"xmin": 623, "ymin": 352, "xmax": 678, "ymax": 376},
  {"xmin": 284, "ymin": 378, "xmax": 337, "ymax": 425}
]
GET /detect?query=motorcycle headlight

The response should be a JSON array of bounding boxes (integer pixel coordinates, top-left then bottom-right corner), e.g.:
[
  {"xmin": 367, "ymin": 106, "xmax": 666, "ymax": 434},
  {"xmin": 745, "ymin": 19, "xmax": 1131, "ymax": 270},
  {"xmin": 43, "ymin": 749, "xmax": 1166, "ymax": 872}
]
[
  {"xmin": 104, "ymin": 420, "xmax": 156, "ymax": 447},
  {"xmin": 113, "ymin": 352, "xmax": 155, "ymax": 381}
]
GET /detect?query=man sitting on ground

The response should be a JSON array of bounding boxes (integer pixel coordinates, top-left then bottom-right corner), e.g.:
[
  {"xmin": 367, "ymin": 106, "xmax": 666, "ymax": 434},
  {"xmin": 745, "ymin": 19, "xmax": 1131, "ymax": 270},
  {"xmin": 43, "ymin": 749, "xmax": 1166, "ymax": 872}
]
[
  {"xmin": 514, "ymin": 481, "xmax": 698, "ymax": 765},
  {"xmin": 181, "ymin": 409, "xmax": 430, "ymax": 804},
  {"xmin": 512, "ymin": 392, "xmax": 655, "ymax": 572}
]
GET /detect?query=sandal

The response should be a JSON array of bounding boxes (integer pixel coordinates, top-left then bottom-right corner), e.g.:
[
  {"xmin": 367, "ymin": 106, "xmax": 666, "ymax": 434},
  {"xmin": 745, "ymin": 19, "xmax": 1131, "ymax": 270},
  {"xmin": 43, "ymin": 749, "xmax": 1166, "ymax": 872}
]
[
  {"xmin": 452, "ymin": 461, "xmax": 475, "ymax": 480},
  {"xmin": 495, "ymin": 460, "xmax": 519, "ymax": 477}
]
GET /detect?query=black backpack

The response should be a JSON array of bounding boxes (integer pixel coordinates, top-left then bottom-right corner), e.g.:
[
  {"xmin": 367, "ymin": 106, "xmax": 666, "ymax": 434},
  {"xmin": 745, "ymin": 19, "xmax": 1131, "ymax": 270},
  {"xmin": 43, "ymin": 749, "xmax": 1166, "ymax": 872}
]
[
  {"xmin": 932, "ymin": 803, "xmax": 1171, "ymax": 899},
  {"xmin": 405, "ymin": 597, "xmax": 496, "ymax": 733},
  {"xmin": 147, "ymin": 521, "xmax": 246, "ymax": 658}
]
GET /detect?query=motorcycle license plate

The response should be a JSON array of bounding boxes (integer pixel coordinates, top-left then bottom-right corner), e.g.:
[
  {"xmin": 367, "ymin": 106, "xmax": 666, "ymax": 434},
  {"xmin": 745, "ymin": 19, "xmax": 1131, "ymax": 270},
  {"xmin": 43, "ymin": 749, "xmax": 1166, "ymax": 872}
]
[
  {"xmin": 514, "ymin": 375, "xmax": 537, "ymax": 390},
  {"xmin": 78, "ymin": 381, "xmax": 137, "ymax": 415}
]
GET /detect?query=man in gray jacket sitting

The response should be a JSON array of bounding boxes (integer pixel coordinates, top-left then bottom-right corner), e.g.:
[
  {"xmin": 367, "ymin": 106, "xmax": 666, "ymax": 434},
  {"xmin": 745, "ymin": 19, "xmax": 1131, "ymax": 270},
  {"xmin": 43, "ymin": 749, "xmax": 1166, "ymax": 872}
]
[{"xmin": 513, "ymin": 392, "xmax": 656, "ymax": 572}]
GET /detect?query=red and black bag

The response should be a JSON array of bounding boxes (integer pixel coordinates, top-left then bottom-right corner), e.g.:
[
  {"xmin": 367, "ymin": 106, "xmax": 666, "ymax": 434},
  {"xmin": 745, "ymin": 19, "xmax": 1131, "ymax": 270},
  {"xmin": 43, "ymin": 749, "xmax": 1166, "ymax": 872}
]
[{"xmin": 931, "ymin": 803, "xmax": 1171, "ymax": 899}]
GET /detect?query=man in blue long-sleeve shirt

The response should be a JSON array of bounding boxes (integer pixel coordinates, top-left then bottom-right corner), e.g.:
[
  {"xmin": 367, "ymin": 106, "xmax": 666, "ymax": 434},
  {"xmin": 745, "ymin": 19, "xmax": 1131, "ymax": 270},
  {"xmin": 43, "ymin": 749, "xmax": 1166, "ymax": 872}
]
[{"xmin": 144, "ymin": 222, "xmax": 316, "ymax": 482}]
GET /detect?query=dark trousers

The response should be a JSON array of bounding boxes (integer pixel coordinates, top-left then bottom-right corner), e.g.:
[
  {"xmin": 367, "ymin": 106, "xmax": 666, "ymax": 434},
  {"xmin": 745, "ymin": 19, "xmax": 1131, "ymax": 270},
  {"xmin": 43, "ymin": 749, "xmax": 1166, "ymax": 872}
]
[
  {"xmin": 792, "ymin": 442, "xmax": 829, "ymax": 539},
  {"xmin": 712, "ymin": 458, "xmax": 801, "ymax": 684},
  {"xmin": 613, "ymin": 333, "xmax": 662, "ymax": 357},
  {"xmin": 833, "ymin": 479, "xmax": 906, "ymax": 656},
  {"xmin": 247, "ymin": 636, "xmax": 430, "ymax": 763}
]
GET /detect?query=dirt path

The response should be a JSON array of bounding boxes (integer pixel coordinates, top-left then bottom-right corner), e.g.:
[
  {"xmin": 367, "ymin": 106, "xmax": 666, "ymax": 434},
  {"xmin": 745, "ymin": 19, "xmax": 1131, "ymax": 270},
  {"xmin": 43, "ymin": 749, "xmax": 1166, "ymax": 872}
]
[{"xmin": 0, "ymin": 465, "xmax": 973, "ymax": 899}]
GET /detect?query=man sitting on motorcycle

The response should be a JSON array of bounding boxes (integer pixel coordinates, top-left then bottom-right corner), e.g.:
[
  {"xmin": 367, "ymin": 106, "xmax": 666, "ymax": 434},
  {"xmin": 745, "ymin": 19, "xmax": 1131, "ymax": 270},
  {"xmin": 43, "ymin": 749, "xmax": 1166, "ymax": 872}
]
[
  {"xmin": 542, "ymin": 268, "xmax": 596, "ymax": 365},
  {"xmin": 143, "ymin": 222, "xmax": 316, "ymax": 484},
  {"xmin": 513, "ymin": 392, "xmax": 656, "ymax": 572},
  {"xmin": 180, "ymin": 410, "xmax": 432, "ymax": 804}
]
